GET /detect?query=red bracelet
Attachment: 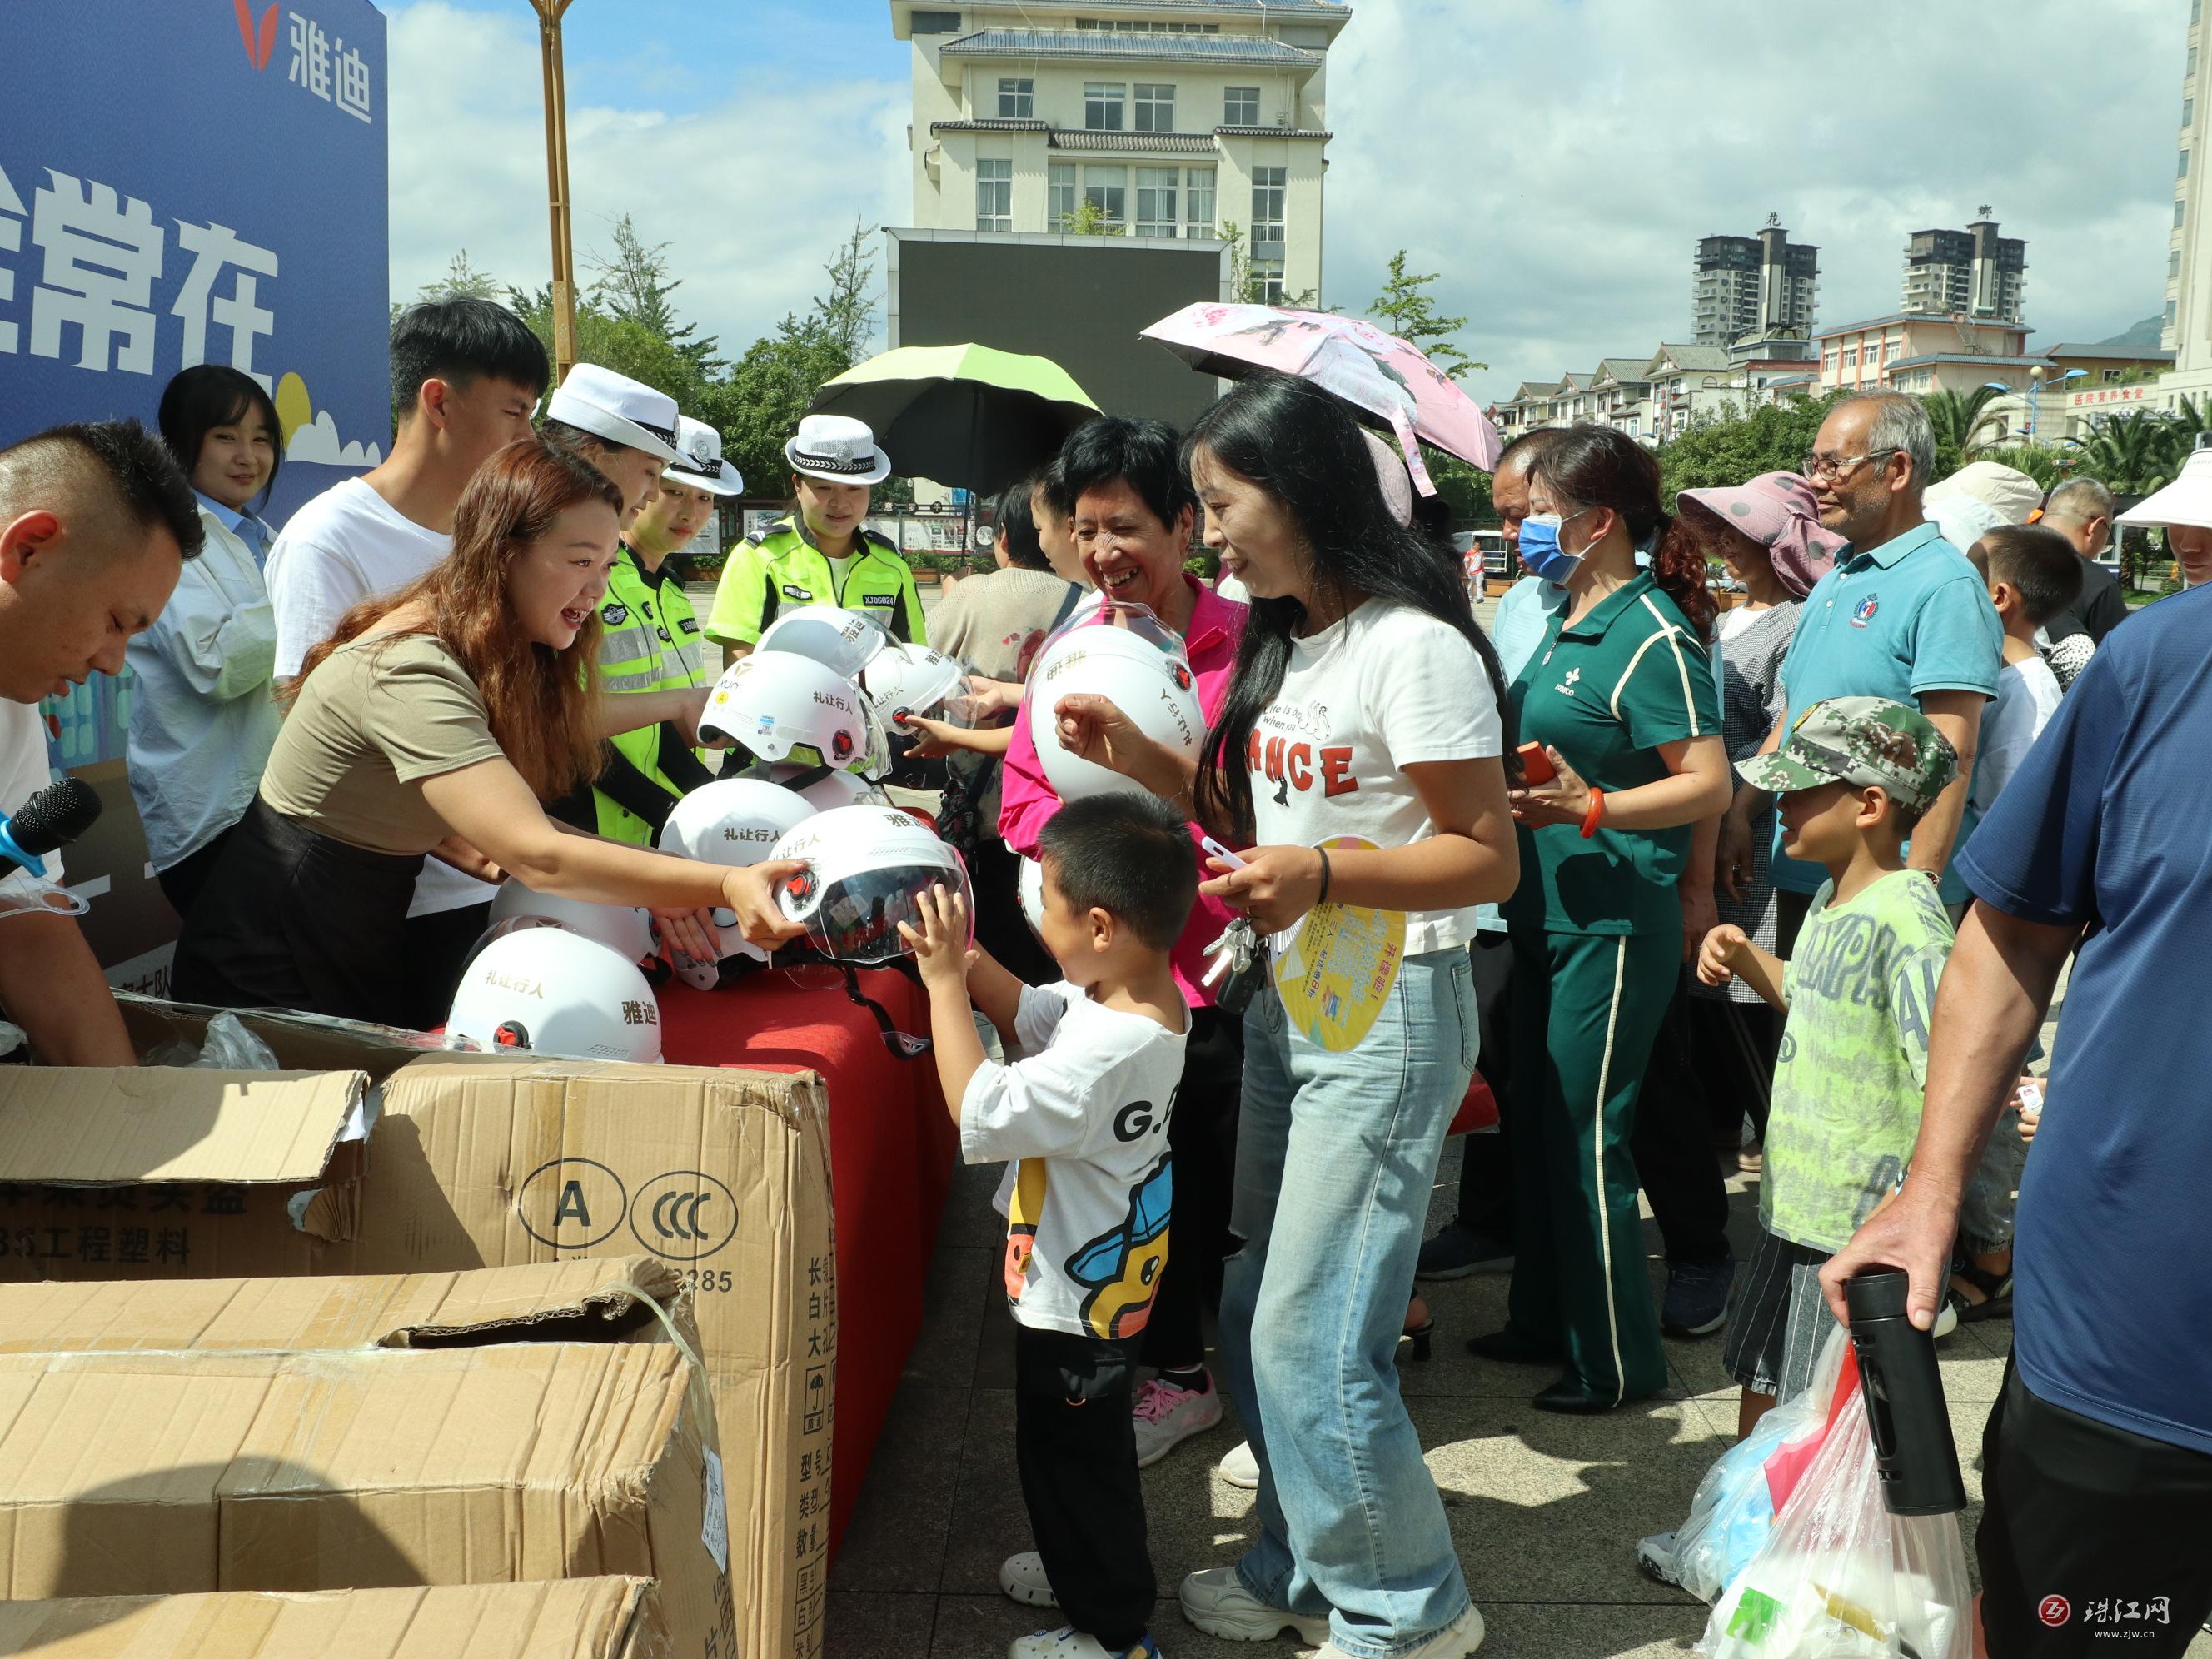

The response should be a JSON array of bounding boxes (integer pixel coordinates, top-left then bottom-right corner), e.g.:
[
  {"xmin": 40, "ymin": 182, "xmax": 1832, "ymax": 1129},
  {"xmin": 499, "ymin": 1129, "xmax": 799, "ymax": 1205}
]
[{"xmin": 1579, "ymin": 788, "xmax": 1607, "ymax": 839}]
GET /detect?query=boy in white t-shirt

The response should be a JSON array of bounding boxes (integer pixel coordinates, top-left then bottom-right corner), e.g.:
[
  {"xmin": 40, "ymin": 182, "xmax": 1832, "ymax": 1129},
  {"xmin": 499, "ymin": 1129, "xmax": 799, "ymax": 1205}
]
[
  {"xmin": 1964, "ymin": 525, "xmax": 2079, "ymax": 826},
  {"xmin": 902, "ymin": 792, "xmax": 1197, "ymax": 1659}
]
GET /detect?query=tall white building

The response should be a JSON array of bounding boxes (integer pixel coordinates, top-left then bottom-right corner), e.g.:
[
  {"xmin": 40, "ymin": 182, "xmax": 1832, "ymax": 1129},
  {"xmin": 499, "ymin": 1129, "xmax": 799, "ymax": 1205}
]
[
  {"xmin": 2169, "ymin": 1, "xmax": 2208, "ymax": 360},
  {"xmin": 889, "ymin": 0, "xmax": 1349, "ymax": 303}
]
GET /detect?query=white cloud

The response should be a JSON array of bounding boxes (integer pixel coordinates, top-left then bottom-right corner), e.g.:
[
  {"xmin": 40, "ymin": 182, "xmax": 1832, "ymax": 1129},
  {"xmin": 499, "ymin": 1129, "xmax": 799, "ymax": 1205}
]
[
  {"xmin": 1323, "ymin": 0, "xmax": 2184, "ymax": 404},
  {"xmin": 285, "ymin": 407, "xmax": 382, "ymax": 468},
  {"xmin": 386, "ymin": 2, "xmax": 910, "ymax": 362}
]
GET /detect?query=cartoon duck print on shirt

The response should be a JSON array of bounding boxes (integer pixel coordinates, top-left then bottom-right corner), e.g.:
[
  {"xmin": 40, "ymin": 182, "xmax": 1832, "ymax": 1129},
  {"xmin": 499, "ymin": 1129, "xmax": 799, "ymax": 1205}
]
[{"xmin": 1069, "ymin": 1152, "xmax": 1173, "ymax": 1339}]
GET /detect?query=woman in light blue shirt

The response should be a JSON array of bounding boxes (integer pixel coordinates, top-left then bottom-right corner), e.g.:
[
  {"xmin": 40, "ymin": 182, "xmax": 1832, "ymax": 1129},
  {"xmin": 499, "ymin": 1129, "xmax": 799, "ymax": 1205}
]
[{"xmin": 128, "ymin": 365, "xmax": 284, "ymax": 919}]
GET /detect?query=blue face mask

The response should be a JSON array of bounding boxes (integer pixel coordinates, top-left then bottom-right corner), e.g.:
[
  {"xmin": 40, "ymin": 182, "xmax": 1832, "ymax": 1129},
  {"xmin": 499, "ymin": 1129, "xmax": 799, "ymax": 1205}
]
[{"xmin": 1516, "ymin": 511, "xmax": 1583, "ymax": 585}]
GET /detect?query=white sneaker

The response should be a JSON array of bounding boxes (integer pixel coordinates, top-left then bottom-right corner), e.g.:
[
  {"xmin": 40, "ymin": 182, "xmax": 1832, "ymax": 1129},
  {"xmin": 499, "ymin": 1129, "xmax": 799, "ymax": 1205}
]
[
  {"xmin": 1325, "ymin": 1603, "xmax": 1484, "ymax": 1658},
  {"xmin": 1933, "ymin": 1298, "xmax": 1960, "ymax": 1340},
  {"xmin": 1217, "ymin": 1439, "xmax": 1259, "ymax": 1490},
  {"xmin": 1133, "ymin": 1374, "xmax": 1224, "ymax": 1468},
  {"xmin": 1001, "ymin": 1551, "xmax": 1059, "ymax": 1609},
  {"xmin": 1178, "ymin": 1565, "xmax": 1332, "ymax": 1645},
  {"xmin": 1008, "ymin": 1627, "xmax": 1160, "ymax": 1658}
]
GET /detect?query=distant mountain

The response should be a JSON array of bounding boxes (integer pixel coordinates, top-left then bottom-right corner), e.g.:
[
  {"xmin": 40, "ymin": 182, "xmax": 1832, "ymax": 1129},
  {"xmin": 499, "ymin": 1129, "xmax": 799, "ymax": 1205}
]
[{"xmin": 2098, "ymin": 315, "xmax": 2167, "ymax": 347}]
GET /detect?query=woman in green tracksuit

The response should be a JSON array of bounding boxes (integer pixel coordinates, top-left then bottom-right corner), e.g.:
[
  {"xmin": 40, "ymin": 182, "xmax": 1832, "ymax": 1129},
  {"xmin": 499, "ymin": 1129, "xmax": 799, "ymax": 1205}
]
[
  {"xmin": 1481, "ymin": 424, "xmax": 1733, "ymax": 1413},
  {"xmin": 703, "ymin": 413, "xmax": 924, "ymax": 661}
]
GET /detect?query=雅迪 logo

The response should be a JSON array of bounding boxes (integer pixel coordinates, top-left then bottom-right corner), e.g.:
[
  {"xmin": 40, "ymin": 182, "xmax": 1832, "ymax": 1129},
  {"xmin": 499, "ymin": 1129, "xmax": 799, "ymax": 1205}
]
[{"xmin": 234, "ymin": 0, "xmax": 281, "ymax": 69}]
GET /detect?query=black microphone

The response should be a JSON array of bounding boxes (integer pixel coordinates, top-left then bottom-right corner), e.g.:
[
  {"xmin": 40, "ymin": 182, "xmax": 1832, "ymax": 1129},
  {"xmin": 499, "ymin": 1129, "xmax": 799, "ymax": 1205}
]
[{"xmin": 0, "ymin": 778, "xmax": 102, "ymax": 876}]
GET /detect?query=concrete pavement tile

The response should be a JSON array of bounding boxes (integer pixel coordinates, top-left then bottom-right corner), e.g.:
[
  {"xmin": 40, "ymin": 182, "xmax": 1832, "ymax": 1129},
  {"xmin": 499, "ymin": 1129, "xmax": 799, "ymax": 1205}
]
[
  {"xmin": 931, "ymin": 1593, "xmax": 1330, "ymax": 1658},
  {"xmin": 948, "ymin": 1157, "xmax": 1013, "ymax": 1250},
  {"xmin": 1472, "ymin": 1602, "xmax": 1706, "ymax": 1657},
  {"xmin": 830, "ymin": 1384, "xmax": 969, "ymax": 1593},
  {"xmin": 903, "ymin": 1243, "xmax": 991, "ymax": 1388},
  {"xmin": 941, "ymin": 1387, "xmax": 1024, "ymax": 1594},
  {"xmin": 825, "ymin": 1591, "xmax": 939, "ymax": 1657},
  {"xmin": 1417, "ymin": 1395, "xmax": 1728, "ymax": 1607},
  {"xmin": 975, "ymin": 1282, "xmax": 1018, "ymax": 1388}
]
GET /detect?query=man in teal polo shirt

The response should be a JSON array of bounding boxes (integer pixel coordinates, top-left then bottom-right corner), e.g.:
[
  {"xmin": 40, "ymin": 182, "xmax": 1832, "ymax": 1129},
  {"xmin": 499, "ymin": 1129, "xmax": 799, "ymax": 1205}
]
[{"xmin": 1756, "ymin": 392, "xmax": 2000, "ymax": 918}]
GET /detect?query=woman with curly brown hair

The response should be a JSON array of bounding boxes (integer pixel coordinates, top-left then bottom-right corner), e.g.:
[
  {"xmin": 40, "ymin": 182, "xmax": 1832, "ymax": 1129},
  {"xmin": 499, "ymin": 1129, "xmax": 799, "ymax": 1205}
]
[
  {"xmin": 1471, "ymin": 422, "xmax": 1736, "ymax": 1413},
  {"xmin": 174, "ymin": 436, "xmax": 800, "ymax": 1027}
]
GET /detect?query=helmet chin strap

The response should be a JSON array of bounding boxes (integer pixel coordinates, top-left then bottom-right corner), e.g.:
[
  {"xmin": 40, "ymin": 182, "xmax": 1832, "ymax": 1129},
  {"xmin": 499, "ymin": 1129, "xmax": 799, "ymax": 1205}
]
[{"xmin": 842, "ymin": 964, "xmax": 933, "ymax": 1061}]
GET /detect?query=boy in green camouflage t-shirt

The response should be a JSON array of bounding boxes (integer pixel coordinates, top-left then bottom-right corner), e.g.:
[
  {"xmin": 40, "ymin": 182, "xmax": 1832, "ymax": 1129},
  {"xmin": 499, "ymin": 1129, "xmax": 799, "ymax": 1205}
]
[{"xmin": 1697, "ymin": 696, "xmax": 1960, "ymax": 1437}]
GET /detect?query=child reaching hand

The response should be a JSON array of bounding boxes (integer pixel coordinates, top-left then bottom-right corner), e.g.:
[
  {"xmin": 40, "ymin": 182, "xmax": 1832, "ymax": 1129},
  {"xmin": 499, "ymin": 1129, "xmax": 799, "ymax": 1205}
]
[
  {"xmin": 901, "ymin": 790, "xmax": 1198, "ymax": 1659},
  {"xmin": 1696, "ymin": 696, "xmax": 1959, "ymax": 1439}
]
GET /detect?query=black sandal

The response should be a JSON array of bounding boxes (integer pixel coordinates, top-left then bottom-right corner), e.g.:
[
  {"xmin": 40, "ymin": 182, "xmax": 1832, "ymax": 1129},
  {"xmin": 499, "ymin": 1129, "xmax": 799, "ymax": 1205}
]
[{"xmin": 1945, "ymin": 1258, "xmax": 2014, "ymax": 1324}]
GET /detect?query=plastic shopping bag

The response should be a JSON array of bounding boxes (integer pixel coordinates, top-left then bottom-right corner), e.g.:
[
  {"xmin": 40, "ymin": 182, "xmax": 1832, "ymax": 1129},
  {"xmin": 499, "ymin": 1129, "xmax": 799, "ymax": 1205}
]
[
  {"xmin": 142, "ymin": 1010, "xmax": 282, "ymax": 1071},
  {"xmin": 1666, "ymin": 1324, "xmax": 1858, "ymax": 1602},
  {"xmin": 1699, "ymin": 1382, "xmax": 1973, "ymax": 1659}
]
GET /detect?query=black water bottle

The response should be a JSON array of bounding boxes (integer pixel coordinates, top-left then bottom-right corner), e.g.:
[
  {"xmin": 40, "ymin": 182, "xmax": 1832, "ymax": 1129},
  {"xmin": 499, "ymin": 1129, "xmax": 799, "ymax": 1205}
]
[{"xmin": 1845, "ymin": 1268, "xmax": 1967, "ymax": 1516}]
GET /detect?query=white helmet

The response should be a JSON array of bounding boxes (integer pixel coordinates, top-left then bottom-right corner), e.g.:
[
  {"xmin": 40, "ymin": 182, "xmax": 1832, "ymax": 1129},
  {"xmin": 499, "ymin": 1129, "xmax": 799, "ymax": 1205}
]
[
  {"xmin": 486, "ymin": 881, "xmax": 661, "ymax": 979},
  {"xmin": 1016, "ymin": 854, "xmax": 1049, "ymax": 947},
  {"xmin": 448, "ymin": 924, "xmax": 663, "ymax": 1064},
  {"xmin": 700, "ymin": 651, "xmax": 890, "ymax": 777},
  {"xmin": 755, "ymin": 604, "xmax": 893, "ymax": 681},
  {"xmin": 657, "ymin": 779, "xmax": 817, "ymax": 986},
  {"xmin": 771, "ymin": 805, "xmax": 971, "ymax": 966},
  {"xmin": 742, "ymin": 762, "xmax": 889, "ymax": 812},
  {"xmin": 862, "ymin": 642, "xmax": 967, "ymax": 724},
  {"xmin": 1026, "ymin": 620, "xmax": 1203, "ymax": 802}
]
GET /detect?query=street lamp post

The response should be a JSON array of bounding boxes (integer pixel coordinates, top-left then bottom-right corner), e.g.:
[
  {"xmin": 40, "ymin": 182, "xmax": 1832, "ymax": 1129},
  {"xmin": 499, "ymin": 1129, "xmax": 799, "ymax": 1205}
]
[{"xmin": 528, "ymin": 0, "xmax": 579, "ymax": 381}]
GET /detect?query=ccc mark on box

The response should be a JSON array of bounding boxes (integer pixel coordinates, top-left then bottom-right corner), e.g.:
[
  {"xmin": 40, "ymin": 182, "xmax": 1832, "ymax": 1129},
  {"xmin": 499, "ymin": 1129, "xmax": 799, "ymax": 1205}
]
[
  {"xmin": 515, "ymin": 1158, "xmax": 629, "ymax": 1250},
  {"xmin": 630, "ymin": 1170, "xmax": 739, "ymax": 1263}
]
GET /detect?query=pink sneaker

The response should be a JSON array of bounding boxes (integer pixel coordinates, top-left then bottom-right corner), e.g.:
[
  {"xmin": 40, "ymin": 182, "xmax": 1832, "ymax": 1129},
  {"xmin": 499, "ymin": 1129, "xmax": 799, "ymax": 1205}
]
[{"xmin": 1132, "ymin": 1374, "xmax": 1223, "ymax": 1467}]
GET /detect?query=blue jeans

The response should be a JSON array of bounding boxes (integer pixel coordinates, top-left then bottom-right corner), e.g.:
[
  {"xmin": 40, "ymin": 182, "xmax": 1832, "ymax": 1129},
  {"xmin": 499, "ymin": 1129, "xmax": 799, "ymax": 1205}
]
[{"xmin": 1218, "ymin": 946, "xmax": 1477, "ymax": 1657}]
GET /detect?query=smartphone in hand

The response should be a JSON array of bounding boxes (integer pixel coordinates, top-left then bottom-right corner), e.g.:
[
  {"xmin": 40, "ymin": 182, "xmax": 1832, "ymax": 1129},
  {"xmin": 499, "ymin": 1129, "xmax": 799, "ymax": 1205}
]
[{"xmin": 1516, "ymin": 741, "xmax": 1557, "ymax": 785}]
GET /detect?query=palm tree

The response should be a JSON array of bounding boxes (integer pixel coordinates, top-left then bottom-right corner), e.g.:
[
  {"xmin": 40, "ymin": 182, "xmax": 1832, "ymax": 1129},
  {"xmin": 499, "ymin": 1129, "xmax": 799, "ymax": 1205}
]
[
  {"xmin": 1921, "ymin": 386, "xmax": 2011, "ymax": 473},
  {"xmin": 2073, "ymin": 409, "xmax": 2176, "ymax": 496}
]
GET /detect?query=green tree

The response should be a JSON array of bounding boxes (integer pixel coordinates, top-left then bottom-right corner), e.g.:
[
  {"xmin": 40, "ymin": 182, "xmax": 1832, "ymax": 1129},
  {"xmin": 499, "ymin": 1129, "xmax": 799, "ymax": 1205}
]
[
  {"xmin": 2070, "ymin": 408, "xmax": 2175, "ymax": 495},
  {"xmin": 689, "ymin": 222, "xmax": 887, "ymax": 495},
  {"xmin": 1367, "ymin": 251, "xmax": 1483, "ymax": 377},
  {"xmin": 417, "ymin": 249, "xmax": 505, "ymax": 302},
  {"xmin": 1974, "ymin": 443, "xmax": 2075, "ymax": 491},
  {"xmin": 1919, "ymin": 386, "xmax": 2010, "ymax": 480},
  {"xmin": 1426, "ymin": 449, "xmax": 1492, "ymax": 524},
  {"xmin": 1215, "ymin": 222, "xmax": 1319, "ymax": 309},
  {"xmin": 1656, "ymin": 391, "xmax": 1846, "ymax": 507},
  {"xmin": 1065, "ymin": 197, "xmax": 1123, "ymax": 237},
  {"xmin": 586, "ymin": 213, "xmax": 721, "ymax": 375},
  {"xmin": 509, "ymin": 284, "xmax": 707, "ymax": 412}
]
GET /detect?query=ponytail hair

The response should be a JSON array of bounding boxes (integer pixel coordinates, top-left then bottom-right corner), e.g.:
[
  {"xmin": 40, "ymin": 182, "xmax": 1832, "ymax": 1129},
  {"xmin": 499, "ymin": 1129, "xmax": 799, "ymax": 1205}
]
[
  {"xmin": 1528, "ymin": 423, "xmax": 1716, "ymax": 638},
  {"xmin": 1183, "ymin": 372, "xmax": 1516, "ymax": 840}
]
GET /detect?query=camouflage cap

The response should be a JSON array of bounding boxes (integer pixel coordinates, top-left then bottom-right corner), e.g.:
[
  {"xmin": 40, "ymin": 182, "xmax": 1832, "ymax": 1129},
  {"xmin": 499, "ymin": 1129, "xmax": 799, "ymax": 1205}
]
[{"xmin": 1736, "ymin": 695, "xmax": 1958, "ymax": 811}]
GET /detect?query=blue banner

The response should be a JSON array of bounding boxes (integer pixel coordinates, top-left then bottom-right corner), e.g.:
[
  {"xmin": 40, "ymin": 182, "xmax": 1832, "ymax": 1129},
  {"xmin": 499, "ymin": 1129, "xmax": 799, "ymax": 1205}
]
[{"xmin": 0, "ymin": 0, "xmax": 391, "ymax": 770}]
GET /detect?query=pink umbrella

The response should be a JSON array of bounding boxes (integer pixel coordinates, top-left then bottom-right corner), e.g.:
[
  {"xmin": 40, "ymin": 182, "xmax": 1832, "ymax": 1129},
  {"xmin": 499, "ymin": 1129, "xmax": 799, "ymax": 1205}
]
[{"xmin": 1140, "ymin": 302, "xmax": 1503, "ymax": 490}]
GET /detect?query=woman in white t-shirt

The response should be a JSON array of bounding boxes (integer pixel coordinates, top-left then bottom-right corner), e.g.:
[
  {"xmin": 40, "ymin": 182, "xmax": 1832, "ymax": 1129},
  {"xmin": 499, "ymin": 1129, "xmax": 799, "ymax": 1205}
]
[{"xmin": 1054, "ymin": 374, "xmax": 1517, "ymax": 1658}]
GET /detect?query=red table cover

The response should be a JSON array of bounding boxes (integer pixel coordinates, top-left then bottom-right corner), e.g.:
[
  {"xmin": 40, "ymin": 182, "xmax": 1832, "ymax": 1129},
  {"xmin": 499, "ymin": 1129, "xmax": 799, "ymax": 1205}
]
[{"xmin": 659, "ymin": 965, "xmax": 957, "ymax": 1562}]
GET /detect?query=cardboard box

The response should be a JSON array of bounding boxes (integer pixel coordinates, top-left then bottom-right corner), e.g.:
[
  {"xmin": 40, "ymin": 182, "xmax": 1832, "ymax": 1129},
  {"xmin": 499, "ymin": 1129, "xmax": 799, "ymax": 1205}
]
[
  {"xmin": 0, "ymin": 1256, "xmax": 698, "ymax": 1358},
  {"xmin": 0, "ymin": 1577, "xmax": 668, "ymax": 1657},
  {"xmin": 0, "ymin": 999, "xmax": 837, "ymax": 1659},
  {"xmin": 0, "ymin": 1344, "xmax": 735, "ymax": 1657}
]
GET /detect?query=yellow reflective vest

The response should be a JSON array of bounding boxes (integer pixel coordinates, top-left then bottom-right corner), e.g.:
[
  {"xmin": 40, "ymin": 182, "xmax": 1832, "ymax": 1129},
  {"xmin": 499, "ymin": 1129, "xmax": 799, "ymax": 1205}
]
[
  {"xmin": 589, "ymin": 543, "xmax": 715, "ymax": 844},
  {"xmin": 704, "ymin": 516, "xmax": 927, "ymax": 650}
]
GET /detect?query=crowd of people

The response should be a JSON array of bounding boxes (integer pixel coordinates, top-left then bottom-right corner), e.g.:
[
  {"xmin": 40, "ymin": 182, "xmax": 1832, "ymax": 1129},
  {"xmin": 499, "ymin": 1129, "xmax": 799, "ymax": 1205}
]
[{"xmin": 1, "ymin": 286, "xmax": 2208, "ymax": 1659}]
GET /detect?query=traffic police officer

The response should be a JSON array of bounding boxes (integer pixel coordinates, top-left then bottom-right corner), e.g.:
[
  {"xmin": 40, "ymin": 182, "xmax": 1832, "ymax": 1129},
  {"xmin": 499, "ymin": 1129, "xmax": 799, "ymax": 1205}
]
[
  {"xmin": 585, "ymin": 416, "xmax": 745, "ymax": 843},
  {"xmin": 705, "ymin": 413, "xmax": 924, "ymax": 663}
]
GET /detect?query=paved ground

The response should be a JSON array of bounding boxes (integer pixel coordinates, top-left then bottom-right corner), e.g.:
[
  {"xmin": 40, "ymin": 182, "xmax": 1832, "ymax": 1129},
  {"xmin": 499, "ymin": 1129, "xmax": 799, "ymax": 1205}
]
[{"xmin": 827, "ymin": 1152, "xmax": 2025, "ymax": 1659}]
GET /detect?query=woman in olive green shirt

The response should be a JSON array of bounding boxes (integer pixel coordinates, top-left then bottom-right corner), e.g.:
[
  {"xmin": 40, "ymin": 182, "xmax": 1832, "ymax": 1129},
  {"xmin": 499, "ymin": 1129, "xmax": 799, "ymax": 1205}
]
[
  {"xmin": 174, "ymin": 437, "xmax": 802, "ymax": 1028},
  {"xmin": 1481, "ymin": 426, "xmax": 1733, "ymax": 1413}
]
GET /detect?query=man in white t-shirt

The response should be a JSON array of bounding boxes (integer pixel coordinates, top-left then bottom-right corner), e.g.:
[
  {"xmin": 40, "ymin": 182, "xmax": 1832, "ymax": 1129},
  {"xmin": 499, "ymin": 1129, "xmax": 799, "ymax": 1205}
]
[
  {"xmin": 263, "ymin": 298, "xmax": 548, "ymax": 1023},
  {"xmin": 0, "ymin": 421, "xmax": 203, "ymax": 1062}
]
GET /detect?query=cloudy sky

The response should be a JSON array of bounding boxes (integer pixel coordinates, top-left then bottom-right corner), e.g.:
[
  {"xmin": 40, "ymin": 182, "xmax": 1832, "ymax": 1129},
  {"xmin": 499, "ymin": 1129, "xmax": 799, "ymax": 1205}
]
[{"xmin": 386, "ymin": 0, "xmax": 2188, "ymax": 408}]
